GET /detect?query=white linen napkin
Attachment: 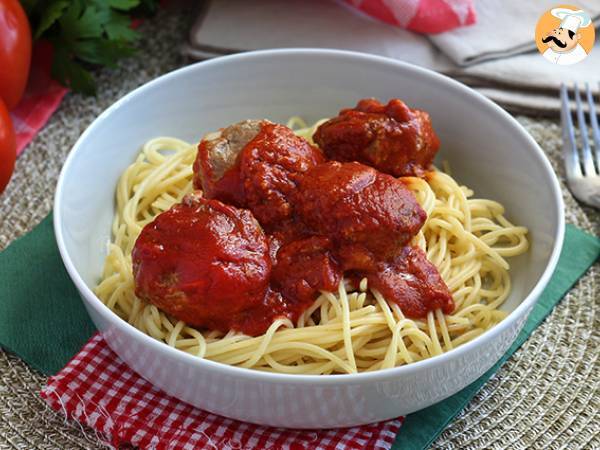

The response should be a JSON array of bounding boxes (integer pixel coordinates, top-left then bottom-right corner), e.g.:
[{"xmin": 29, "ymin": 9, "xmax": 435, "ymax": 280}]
[
  {"xmin": 429, "ymin": 0, "xmax": 600, "ymax": 65},
  {"xmin": 183, "ymin": 0, "xmax": 454, "ymax": 69},
  {"xmin": 183, "ymin": 0, "xmax": 600, "ymax": 115}
]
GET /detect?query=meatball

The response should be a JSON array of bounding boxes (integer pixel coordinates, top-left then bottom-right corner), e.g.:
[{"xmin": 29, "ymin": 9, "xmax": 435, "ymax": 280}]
[
  {"xmin": 295, "ymin": 161, "xmax": 426, "ymax": 261},
  {"xmin": 367, "ymin": 246, "xmax": 453, "ymax": 318},
  {"xmin": 313, "ymin": 98, "xmax": 440, "ymax": 177},
  {"xmin": 272, "ymin": 236, "xmax": 342, "ymax": 305},
  {"xmin": 193, "ymin": 119, "xmax": 268, "ymax": 205},
  {"xmin": 193, "ymin": 121, "xmax": 324, "ymax": 230},
  {"xmin": 132, "ymin": 192, "xmax": 272, "ymax": 334},
  {"xmin": 240, "ymin": 123, "xmax": 324, "ymax": 228}
]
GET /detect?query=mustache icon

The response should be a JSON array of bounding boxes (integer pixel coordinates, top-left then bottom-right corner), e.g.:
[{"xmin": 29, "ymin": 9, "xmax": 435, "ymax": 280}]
[{"xmin": 542, "ymin": 35, "xmax": 567, "ymax": 48}]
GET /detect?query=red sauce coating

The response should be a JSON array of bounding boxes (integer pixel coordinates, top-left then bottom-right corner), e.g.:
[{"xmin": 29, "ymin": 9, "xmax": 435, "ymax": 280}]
[
  {"xmin": 240, "ymin": 123, "xmax": 324, "ymax": 228},
  {"xmin": 314, "ymin": 98, "xmax": 440, "ymax": 177},
  {"xmin": 272, "ymin": 236, "xmax": 342, "ymax": 305},
  {"xmin": 134, "ymin": 99, "xmax": 453, "ymax": 336},
  {"xmin": 367, "ymin": 246, "xmax": 454, "ymax": 317}
]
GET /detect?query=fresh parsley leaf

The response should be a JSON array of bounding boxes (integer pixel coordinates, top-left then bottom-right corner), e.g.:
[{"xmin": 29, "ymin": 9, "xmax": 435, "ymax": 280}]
[
  {"xmin": 59, "ymin": 3, "xmax": 110, "ymax": 40},
  {"xmin": 57, "ymin": 0, "xmax": 82, "ymax": 41},
  {"xmin": 72, "ymin": 39, "xmax": 135, "ymax": 67},
  {"xmin": 26, "ymin": 0, "xmax": 160, "ymax": 95},
  {"xmin": 104, "ymin": 11, "xmax": 138, "ymax": 41},
  {"xmin": 108, "ymin": 0, "xmax": 141, "ymax": 11},
  {"xmin": 74, "ymin": 5, "xmax": 109, "ymax": 38},
  {"xmin": 51, "ymin": 44, "xmax": 97, "ymax": 95},
  {"xmin": 35, "ymin": 0, "xmax": 70, "ymax": 38}
]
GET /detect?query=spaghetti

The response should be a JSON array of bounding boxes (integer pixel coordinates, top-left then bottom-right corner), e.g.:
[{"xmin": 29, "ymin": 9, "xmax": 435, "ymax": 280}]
[{"xmin": 95, "ymin": 118, "xmax": 529, "ymax": 375}]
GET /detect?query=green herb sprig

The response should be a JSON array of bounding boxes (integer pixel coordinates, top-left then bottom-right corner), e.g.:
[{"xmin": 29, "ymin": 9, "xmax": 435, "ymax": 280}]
[{"xmin": 22, "ymin": 0, "xmax": 159, "ymax": 95}]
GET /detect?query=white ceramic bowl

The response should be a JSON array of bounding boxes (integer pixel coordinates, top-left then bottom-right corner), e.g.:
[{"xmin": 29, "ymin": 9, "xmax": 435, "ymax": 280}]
[{"xmin": 54, "ymin": 49, "xmax": 564, "ymax": 429}]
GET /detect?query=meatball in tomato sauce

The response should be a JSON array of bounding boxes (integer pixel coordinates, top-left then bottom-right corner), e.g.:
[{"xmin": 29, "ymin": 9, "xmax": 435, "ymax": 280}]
[
  {"xmin": 194, "ymin": 120, "xmax": 324, "ymax": 230},
  {"xmin": 295, "ymin": 161, "xmax": 426, "ymax": 262},
  {"xmin": 240, "ymin": 123, "xmax": 324, "ymax": 229},
  {"xmin": 314, "ymin": 98, "xmax": 440, "ymax": 177},
  {"xmin": 132, "ymin": 192, "xmax": 273, "ymax": 335}
]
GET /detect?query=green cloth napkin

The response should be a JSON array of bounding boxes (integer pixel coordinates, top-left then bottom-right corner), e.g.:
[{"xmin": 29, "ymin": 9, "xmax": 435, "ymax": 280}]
[
  {"xmin": 0, "ymin": 215, "xmax": 598, "ymax": 449},
  {"xmin": 0, "ymin": 214, "xmax": 96, "ymax": 374}
]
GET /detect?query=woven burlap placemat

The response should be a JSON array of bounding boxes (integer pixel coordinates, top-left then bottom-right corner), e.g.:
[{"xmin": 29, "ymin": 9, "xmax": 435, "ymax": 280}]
[{"xmin": 0, "ymin": 6, "xmax": 598, "ymax": 449}]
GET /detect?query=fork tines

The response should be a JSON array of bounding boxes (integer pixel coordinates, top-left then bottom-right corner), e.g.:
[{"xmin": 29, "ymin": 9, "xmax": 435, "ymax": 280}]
[
  {"xmin": 560, "ymin": 83, "xmax": 600, "ymax": 209},
  {"xmin": 561, "ymin": 83, "xmax": 600, "ymax": 178}
]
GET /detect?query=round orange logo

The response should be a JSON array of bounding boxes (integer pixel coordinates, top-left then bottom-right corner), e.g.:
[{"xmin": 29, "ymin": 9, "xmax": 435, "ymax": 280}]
[{"xmin": 535, "ymin": 5, "xmax": 595, "ymax": 65}]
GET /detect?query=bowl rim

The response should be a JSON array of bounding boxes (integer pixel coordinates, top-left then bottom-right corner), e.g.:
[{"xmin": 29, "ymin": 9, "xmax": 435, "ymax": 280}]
[{"xmin": 54, "ymin": 48, "xmax": 565, "ymax": 384}]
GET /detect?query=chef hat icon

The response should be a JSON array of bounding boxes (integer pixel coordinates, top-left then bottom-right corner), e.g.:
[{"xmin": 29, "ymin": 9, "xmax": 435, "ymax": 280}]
[{"xmin": 551, "ymin": 8, "xmax": 592, "ymax": 33}]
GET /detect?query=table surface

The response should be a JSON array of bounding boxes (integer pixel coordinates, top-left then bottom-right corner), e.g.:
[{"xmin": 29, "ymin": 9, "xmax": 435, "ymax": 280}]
[{"xmin": 0, "ymin": 6, "xmax": 599, "ymax": 450}]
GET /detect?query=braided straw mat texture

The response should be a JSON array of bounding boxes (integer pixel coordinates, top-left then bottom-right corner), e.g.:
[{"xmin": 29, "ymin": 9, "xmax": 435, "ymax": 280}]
[{"xmin": 1, "ymin": 6, "xmax": 599, "ymax": 450}]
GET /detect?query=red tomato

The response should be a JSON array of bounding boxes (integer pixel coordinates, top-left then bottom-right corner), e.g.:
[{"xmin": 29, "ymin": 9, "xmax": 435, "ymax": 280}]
[
  {"xmin": 0, "ymin": 0, "xmax": 32, "ymax": 109},
  {"xmin": 0, "ymin": 98, "xmax": 16, "ymax": 193}
]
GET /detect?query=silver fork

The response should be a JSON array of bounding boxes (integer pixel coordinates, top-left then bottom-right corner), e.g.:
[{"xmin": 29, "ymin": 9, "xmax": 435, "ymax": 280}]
[{"xmin": 560, "ymin": 83, "xmax": 600, "ymax": 209}]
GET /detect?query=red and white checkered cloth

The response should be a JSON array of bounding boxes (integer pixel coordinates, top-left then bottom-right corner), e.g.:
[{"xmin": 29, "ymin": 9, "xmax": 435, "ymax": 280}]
[
  {"xmin": 344, "ymin": 0, "xmax": 476, "ymax": 34},
  {"xmin": 10, "ymin": 41, "xmax": 68, "ymax": 156},
  {"xmin": 41, "ymin": 334, "xmax": 403, "ymax": 449}
]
